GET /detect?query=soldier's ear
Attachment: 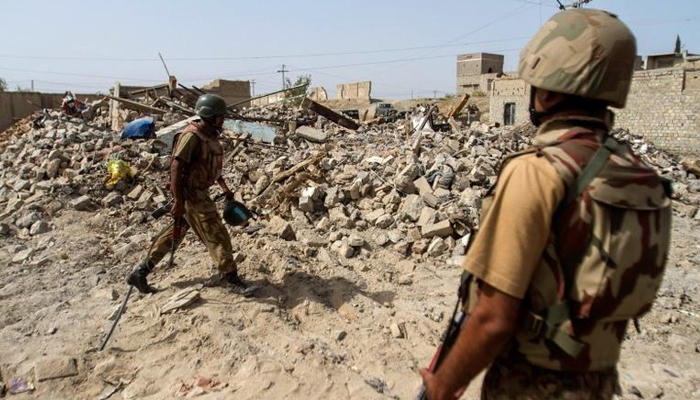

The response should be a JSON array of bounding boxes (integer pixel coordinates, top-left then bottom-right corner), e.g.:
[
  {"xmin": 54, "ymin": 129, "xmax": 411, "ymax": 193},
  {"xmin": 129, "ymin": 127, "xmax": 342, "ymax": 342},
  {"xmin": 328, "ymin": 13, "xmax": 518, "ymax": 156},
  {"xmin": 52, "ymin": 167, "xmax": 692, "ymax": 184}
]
[{"xmin": 536, "ymin": 89, "xmax": 567, "ymax": 112}]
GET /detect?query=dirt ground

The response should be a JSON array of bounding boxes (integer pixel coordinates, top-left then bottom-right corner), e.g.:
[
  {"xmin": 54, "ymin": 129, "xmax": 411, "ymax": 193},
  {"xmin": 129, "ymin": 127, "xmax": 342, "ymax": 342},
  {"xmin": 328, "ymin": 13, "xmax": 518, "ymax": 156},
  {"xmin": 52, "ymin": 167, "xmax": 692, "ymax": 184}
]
[{"xmin": 0, "ymin": 196, "xmax": 698, "ymax": 399}]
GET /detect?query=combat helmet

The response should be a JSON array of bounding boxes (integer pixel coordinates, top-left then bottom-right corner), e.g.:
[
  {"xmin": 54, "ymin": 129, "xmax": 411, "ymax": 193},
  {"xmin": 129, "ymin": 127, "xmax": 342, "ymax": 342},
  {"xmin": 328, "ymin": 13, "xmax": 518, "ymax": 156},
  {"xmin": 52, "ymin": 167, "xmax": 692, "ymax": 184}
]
[
  {"xmin": 195, "ymin": 94, "xmax": 228, "ymax": 118},
  {"xmin": 518, "ymin": 9, "xmax": 636, "ymax": 108}
]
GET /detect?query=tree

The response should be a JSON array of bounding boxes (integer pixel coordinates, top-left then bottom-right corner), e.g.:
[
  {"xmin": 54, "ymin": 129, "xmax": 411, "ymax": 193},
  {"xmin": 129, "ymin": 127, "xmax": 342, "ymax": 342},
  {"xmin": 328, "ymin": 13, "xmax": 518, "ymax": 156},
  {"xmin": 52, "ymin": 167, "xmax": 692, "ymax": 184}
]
[
  {"xmin": 674, "ymin": 35, "xmax": 682, "ymax": 54},
  {"xmin": 284, "ymin": 74, "xmax": 311, "ymax": 98},
  {"xmin": 0, "ymin": 77, "xmax": 7, "ymax": 92}
]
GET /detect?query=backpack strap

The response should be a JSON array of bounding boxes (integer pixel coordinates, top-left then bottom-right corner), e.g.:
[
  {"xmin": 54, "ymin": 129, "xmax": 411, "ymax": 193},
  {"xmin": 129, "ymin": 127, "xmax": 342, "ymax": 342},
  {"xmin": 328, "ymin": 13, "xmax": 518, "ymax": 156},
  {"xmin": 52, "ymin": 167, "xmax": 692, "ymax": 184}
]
[{"xmin": 524, "ymin": 133, "xmax": 620, "ymax": 358}]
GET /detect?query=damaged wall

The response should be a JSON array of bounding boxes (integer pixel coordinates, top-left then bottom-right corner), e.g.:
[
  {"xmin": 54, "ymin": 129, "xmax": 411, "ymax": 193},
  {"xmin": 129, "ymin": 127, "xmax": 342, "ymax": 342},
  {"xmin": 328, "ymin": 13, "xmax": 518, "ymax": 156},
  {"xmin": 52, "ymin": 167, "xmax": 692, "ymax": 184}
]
[
  {"xmin": 0, "ymin": 92, "xmax": 101, "ymax": 132},
  {"xmin": 616, "ymin": 67, "xmax": 700, "ymax": 156},
  {"xmin": 489, "ymin": 66, "xmax": 700, "ymax": 157},
  {"xmin": 202, "ymin": 79, "xmax": 251, "ymax": 107},
  {"xmin": 336, "ymin": 81, "xmax": 371, "ymax": 100},
  {"xmin": 489, "ymin": 78, "xmax": 530, "ymax": 127},
  {"xmin": 308, "ymin": 87, "xmax": 328, "ymax": 101}
]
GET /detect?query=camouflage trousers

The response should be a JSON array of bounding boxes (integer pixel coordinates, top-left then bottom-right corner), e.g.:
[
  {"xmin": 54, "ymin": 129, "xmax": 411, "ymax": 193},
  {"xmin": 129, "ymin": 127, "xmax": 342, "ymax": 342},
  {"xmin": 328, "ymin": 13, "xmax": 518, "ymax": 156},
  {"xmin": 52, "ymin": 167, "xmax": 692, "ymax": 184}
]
[
  {"xmin": 481, "ymin": 358, "xmax": 620, "ymax": 400},
  {"xmin": 147, "ymin": 189, "xmax": 236, "ymax": 273}
]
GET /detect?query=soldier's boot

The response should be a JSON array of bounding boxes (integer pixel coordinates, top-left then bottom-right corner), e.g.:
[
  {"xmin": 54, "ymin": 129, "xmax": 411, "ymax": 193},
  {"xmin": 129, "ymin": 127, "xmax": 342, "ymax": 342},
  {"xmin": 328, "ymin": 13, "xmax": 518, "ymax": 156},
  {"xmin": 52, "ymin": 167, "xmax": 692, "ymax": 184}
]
[
  {"xmin": 223, "ymin": 271, "xmax": 258, "ymax": 297},
  {"xmin": 126, "ymin": 260, "xmax": 157, "ymax": 294}
]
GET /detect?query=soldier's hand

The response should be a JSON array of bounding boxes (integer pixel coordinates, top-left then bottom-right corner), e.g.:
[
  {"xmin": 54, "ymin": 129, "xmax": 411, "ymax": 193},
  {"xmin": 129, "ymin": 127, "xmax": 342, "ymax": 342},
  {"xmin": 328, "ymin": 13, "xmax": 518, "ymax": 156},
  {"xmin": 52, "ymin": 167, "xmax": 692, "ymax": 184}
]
[
  {"xmin": 171, "ymin": 199, "xmax": 184, "ymax": 218},
  {"xmin": 419, "ymin": 369, "xmax": 458, "ymax": 400}
]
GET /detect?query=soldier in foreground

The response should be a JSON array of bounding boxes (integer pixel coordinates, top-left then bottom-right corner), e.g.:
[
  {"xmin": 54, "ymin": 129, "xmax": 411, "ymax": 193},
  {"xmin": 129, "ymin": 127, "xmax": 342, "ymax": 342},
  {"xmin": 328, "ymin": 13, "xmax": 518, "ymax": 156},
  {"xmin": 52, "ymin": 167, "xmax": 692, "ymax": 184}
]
[
  {"xmin": 419, "ymin": 9, "xmax": 671, "ymax": 400},
  {"xmin": 127, "ymin": 94, "xmax": 256, "ymax": 296}
]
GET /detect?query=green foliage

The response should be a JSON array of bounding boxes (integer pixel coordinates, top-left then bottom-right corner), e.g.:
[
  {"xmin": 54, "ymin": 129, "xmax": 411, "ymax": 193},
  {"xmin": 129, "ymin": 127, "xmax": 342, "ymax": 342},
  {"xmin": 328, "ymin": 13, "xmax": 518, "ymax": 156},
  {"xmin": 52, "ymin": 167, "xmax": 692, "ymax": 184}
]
[
  {"xmin": 0, "ymin": 77, "xmax": 6, "ymax": 92},
  {"xmin": 444, "ymin": 93, "xmax": 456, "ymax": 99},
  {"xmin": 284, "ymin": 74, "xmax": 311, "ymax": 104},
  {"xmin": 472, "ymin": 90, "xmax": 486, "ymax": 97}
]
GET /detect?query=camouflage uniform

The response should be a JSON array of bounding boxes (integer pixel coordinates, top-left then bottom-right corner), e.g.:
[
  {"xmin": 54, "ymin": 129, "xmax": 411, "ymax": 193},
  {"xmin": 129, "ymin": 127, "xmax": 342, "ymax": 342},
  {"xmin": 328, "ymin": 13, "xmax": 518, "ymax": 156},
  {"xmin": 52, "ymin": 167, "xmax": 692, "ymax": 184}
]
[
  {"xmin": 147, "ymin": 121, "xmax": 236, "ymax": 274},
  {"xmin": 459, "ymin": 9, "xmax": 672, "ymax": 400}
]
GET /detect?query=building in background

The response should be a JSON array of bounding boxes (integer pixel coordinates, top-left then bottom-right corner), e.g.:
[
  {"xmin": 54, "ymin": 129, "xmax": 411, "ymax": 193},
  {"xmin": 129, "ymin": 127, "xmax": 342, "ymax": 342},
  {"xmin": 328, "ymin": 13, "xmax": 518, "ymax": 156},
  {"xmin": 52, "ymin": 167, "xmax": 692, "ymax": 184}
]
[{"xmin": 456, "ymin": 53, "xmax": 504, "ymax": 95}]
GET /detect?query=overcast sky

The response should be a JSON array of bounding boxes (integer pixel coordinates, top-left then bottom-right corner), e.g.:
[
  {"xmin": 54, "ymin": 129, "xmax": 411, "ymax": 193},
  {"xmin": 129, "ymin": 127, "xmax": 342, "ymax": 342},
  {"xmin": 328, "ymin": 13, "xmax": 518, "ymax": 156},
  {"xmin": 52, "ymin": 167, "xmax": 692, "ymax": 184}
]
[{"xmin": 1, "ymin": 0, "xmax": 698, "ymax": 99}]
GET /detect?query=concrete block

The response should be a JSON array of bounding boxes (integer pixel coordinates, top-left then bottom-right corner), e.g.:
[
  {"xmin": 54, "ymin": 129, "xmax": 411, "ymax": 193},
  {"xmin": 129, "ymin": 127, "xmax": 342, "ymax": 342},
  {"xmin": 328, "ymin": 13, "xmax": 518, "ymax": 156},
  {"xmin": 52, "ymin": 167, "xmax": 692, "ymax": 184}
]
[
  {"xmin": 422, "ymin": 220, "xmax": 453, "ymax": 239},
  {"xmin": 296, "ymin": 126, "xmax": 328, "ymax": 143},
  {"xmin": 71, "ymin": 195, "xmax": 92, "ymax": 211}
]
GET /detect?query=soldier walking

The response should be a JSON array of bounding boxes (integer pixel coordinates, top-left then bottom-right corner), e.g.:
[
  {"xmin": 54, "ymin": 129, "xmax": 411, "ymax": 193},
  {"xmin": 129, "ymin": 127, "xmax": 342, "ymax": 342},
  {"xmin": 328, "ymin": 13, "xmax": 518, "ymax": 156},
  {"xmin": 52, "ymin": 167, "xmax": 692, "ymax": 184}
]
[{"xmin": 127, "ymin": 94, "xmax": 256, "ymax": 296}]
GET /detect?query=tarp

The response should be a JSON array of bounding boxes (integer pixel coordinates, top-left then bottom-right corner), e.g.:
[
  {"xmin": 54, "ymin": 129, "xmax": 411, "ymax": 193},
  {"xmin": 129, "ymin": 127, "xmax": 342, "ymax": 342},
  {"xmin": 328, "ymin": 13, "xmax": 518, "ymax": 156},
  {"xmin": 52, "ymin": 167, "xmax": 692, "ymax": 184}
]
[{"xmin": 120, "ymin": 117, "xmax": 156, "ymax": 140}]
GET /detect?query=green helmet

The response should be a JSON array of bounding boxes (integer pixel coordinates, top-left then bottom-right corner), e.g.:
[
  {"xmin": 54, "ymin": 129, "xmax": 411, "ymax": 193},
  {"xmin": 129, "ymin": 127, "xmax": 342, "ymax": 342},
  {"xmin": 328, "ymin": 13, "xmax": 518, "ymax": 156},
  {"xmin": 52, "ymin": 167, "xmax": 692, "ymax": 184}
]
[
  {"xmin": 518, "ymin": 9, "xmax": 636, "ymax": 108},
  {"xmin": 195, "ymin": 94, "xmax": 227, "ymax": 118},
  {"xmin": 223, "ymin": 200, "xmax": 253, "ymax": 226}
]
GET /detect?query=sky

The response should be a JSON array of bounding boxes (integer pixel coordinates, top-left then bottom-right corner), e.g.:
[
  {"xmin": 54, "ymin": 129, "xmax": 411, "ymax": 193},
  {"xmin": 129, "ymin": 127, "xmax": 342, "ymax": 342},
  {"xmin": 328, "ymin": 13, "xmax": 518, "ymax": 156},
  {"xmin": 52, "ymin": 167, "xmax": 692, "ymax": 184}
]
[{"xmin": 0, "ymin": 0, "xmax": 698, "ymax": 99}]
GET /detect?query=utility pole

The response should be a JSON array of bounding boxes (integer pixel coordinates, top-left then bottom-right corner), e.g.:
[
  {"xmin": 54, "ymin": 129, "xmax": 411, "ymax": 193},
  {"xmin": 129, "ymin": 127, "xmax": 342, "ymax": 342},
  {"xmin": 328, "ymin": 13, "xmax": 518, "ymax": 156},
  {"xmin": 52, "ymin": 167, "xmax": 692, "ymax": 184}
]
[
  {"xmin": 433, "ymin": 90, "xmax": 437, "ymax": 99},
  {"xmin": 31, "ymin": 80, "xmax": 34, "ymax": 92},
  {"xmin": 250, "ymin": 79, "xmax": 256, "ymax": 96},
  {"xmin": 411, "ymin": 90, "xmax": 414, "ymax": 100},
  {"xmin": 277, "ymin": 64, "xmax": 289, "ymax": 90}
]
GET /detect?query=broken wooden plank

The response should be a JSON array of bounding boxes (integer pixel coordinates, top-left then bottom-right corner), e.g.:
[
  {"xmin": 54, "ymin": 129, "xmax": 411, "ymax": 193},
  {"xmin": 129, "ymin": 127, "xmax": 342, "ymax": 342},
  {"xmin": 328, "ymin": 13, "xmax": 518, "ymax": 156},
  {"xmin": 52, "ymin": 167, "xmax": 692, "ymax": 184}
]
[
  {"xmin": 448, "ymin": 94, "xmax": 470, "ymax": 118},
  {"xmin": 254, "ymin": 151, "xmax": 327, "ymax": 201},
  {"xmin": 300, "ymin": 97, "xmax": 360, "ymax": 130},
  {"xmin": 104, "ymin": 94, "xmax": 167, "ymax": 115}
]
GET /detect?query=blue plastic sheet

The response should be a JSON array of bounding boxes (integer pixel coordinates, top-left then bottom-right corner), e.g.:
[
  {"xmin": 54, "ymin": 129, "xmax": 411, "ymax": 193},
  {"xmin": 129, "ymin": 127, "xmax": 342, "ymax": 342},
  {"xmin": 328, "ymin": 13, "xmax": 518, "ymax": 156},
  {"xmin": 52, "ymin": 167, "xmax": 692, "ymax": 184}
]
[{"xmin": 120, "ymin": 117, "xmax": 156, "ymax": 140}]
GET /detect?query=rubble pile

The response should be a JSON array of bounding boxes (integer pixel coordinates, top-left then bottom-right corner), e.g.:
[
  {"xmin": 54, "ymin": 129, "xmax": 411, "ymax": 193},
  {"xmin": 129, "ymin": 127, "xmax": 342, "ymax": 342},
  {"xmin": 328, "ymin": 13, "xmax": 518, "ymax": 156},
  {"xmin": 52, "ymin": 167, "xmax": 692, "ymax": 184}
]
[{"xmin": 1, "ymin": 101, "xmax": 699, "ymax": 267}]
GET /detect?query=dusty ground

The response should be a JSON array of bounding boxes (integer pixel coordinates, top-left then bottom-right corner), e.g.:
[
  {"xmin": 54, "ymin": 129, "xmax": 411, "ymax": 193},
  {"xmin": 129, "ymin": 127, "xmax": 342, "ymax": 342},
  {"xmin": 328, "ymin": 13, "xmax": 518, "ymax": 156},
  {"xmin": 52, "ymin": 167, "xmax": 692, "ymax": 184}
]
[{"xmin": 0, "ymin": 198, "xmax": 698, "ymax": 399}]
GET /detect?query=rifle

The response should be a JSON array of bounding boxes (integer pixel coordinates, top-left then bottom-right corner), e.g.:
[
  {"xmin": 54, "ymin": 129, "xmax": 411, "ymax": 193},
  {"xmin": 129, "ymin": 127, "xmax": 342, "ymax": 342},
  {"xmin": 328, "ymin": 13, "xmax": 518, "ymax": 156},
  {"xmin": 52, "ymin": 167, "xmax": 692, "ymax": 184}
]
[{"xmin": 415, "ymin": 275, "xmax": 470, "ymax": 400}]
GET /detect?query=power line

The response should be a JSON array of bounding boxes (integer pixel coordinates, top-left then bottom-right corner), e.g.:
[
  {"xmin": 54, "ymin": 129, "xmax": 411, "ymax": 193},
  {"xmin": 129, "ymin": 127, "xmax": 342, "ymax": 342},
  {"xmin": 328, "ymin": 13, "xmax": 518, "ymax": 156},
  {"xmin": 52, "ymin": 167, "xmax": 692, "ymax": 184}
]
[{"xmin": 0, "ymin": 37, "xmax": 532, "ymax": 63}]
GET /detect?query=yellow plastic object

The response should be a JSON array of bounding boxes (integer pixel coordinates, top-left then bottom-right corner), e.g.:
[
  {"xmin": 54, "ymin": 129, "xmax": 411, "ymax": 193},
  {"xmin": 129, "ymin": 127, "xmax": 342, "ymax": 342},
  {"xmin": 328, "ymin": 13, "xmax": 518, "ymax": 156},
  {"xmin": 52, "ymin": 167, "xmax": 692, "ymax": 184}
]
[{"xmin": 105, "ymin": 160, "xmax": 134, "ymax": 186}]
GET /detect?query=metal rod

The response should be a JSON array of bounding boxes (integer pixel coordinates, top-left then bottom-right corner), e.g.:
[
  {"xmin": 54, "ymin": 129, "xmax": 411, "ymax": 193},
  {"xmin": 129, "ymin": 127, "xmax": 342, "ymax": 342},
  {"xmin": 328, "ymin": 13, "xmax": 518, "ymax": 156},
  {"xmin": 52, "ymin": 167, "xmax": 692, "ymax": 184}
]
[
  {"xmin": 99, "ymin": 285, "xmax": 133, "ymax": 351},
  {"xmin": 158, "ymin": 52, "xmax": 172, "ymax": 78}
]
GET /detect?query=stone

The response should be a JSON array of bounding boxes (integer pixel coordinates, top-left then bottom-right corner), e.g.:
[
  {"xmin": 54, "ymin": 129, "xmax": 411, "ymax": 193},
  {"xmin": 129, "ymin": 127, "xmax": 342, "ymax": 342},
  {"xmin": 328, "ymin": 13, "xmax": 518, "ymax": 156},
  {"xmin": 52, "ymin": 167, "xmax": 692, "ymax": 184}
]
[
  {"xmin": 29, "ymin": 221, "xmax": 50, "ymax": 235},
  {"xmin": 161, "ymin": 287, "xmax": 201, "ymax": 314},
  {"xmin": 375, "ymin": 214, "xmax": 394, "ymax": 229},
  {"xmin": 427, "ymin": 237, "xmax": 448, "ymax": 257},
  {"xmin": 127, "ymin": 185, "xmax": 144, "ymax": 200},
  {"xmin": 364, "ymin": 209, "xmax": 385, "ymax": 224},
  {"xmin": 152, "ymin": 195, "xmax": 167, "ymax": 204},
  {"xmin": 269, "ymin": 216, "xmax": 296, "ymax": 241},
  {"xmin": 71, "ymin": 195, "xmax": 92, "ymax": 211},
  {"xmin": 382, "ymin": 191, "xmax": 401, "ymax": 205},
  {"xmin": 46, "ymin": 159, "xmax": 62, "ymax": 178},
  {"xmin": 413, "ymin": 177, "xmax": 433, "ymax": 195},
  {"xmin": 137, "ymin": 190, "xmax": 153, "ymax": 204},
  {"xmin": 102, "ymin": 192, "xmax": 122, "ymax": 207},
  {"xmin": 422, "ymin": 193, "xmax": 440, "ymax": 208},
  {"xmin": 325, "ymin": 186, "xmax": 341, "ymax": 208},
  {"xmin": 417, "ymin": 207, "xmax": 437, "ymax": 227},
  {"xmin": 399, "ymin": 194, "xmax": 424, "ymax": 222},
  {"xmin": 389, "ymin": 323, "xmax": 405, "ymax": 339},
  {"xmin": 412, "ymin": 239, "xmax": 430, "ymax": 255},
  {"xmin": 12, "ymin": 248, "xmax": 34, "ymax": 263},
  {"xmin": 422, "ymin": 220, "xmax": 453, "ymax": 239},
  {"xmin": 16, "ymin": 211, "xmax": 41, "ymax": 228},
  {"xmin": 35, "ymin": 357, "xmax": 78, "ymax": 381},
  {"xmin": 295, "ymin": 126, "xmax": 328, "ymax": 143},
  {"xmin": 335, "ymin": 330, "xmax": 347, "ymax": 341},
  {"xmin": 299, "ymin": 196, "xmax": 314, "ymax": 213},
  {"xmin": 317, "ymin": 248, "xmax": 334, "ymax": 264},
  {"xmin": 13, "ymin": 179, "xmax": 30, "ymax": 192},
  {"xmin": 333, "ymin": 241, "xmax": 354, "ymax": 258},
  {"xmin": 5, "ymin": 198, "xmax": 23, "ymax": 214},
  {"xmin": 348, "ymin": 235, "xmax": 365, "ymax": 247},
  {"xmin": 374, "ymin": 232, "xmax": 390, "ymax": 246},
  {"xmin": 0, "ymin": 222, "xmax": 9, "ymax": 235},
  {"xmin": 30, "ymin": 256, "xmax": 51, "ymax": 268}
]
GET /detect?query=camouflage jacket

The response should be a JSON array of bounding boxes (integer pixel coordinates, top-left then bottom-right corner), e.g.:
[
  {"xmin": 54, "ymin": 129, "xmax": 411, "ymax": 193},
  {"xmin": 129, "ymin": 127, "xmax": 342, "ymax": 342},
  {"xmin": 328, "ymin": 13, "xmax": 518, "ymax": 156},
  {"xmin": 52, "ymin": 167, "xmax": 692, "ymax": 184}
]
[{"xmin": 495, "ymin": 114, "xmax": 671, "ymax": 371}]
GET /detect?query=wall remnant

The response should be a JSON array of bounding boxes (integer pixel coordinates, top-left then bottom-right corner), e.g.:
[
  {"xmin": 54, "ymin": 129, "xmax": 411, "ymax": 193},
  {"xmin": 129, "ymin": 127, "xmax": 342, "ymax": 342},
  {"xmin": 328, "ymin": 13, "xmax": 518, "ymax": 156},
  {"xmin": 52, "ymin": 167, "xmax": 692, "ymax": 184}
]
[
  {"xmin": 202, "ymin": 79, "xmax": 251, "ymax": 107},
  {"xmin": 489, "ymin": 66, "xmax": 700, "ymax": 156},
  {"xmin": 336, "ymin": 81, "xmax": 371, "ymax": 100},
  {"xmin": 308, "ymin": 87, "xmax": 328, "ymax": 101},
  {"xmin": 0, "ymin": 92, "xmax": 101, "ymax": 132}
]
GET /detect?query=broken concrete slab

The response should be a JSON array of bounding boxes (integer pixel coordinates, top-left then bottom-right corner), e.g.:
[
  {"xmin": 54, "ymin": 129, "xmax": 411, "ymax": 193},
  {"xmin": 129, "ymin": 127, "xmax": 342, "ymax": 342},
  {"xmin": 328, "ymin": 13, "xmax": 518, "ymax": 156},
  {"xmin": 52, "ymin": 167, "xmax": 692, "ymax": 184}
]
[
  {"xmin": 295, "ymin": 126, "xmax": 328, "ymax": 143},
  {"xmin": 422, "ymin": 220, "xmax": 453, "ymax": 239},
  {"xmin": 35, "ymin": 356, "xmax": 78, "ymax": 381},
  {"xmin": 29, "ymin": 221, "xmax": 51, "ymax": 235},
  {"xmin": 127, "ymin": 185, "xmax": 144, "ymax": 200},
  {"xmin": 12, "ymin": 248, "xmax": 34, "ymax": 263}
]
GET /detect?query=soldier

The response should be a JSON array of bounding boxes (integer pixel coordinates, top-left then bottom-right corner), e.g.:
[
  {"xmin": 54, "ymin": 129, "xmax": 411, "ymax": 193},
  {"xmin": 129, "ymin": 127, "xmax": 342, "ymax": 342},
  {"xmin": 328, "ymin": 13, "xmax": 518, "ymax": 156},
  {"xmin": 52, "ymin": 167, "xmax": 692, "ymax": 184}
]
[
  {"xmin": 419, "ymin": 9, "xmax": 671, "ymax": 400},
  {"xmin": 127, "ymin": 94, "xmax": 256, "ymax": 296}
]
